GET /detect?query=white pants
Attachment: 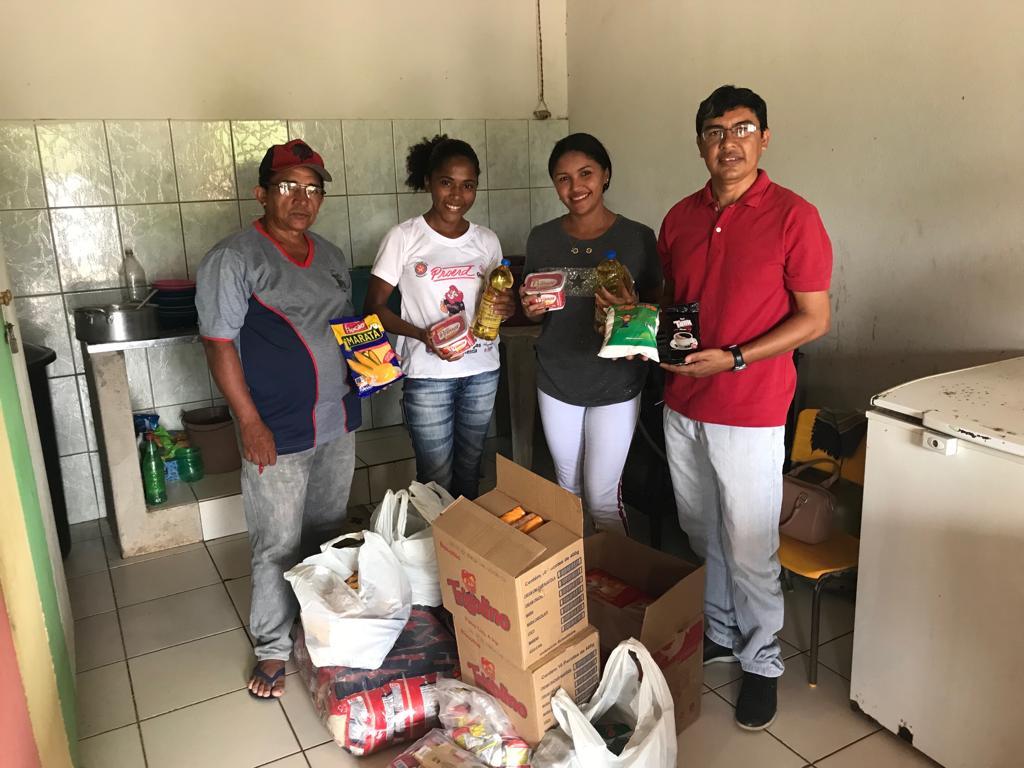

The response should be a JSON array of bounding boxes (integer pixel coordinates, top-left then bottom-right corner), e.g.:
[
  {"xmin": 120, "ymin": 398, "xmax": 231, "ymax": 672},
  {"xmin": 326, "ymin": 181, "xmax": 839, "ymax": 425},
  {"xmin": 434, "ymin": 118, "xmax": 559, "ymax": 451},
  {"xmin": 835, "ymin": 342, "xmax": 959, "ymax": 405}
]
[
  {"xmin": 663, "ymin": 408, "xmax": 785, "ymax": 677},
  {"xmin": 537, "ymin": 389, "xmax": 641, "ymax": 535}
]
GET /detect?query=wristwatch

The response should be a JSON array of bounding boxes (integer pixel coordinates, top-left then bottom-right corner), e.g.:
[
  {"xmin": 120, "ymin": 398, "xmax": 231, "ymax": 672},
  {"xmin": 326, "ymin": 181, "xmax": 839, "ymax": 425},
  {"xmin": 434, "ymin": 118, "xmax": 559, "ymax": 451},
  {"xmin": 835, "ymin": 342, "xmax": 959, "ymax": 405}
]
[{"xmin": 726, "ymin": 345, "xmax": 747, "ymax": 371}]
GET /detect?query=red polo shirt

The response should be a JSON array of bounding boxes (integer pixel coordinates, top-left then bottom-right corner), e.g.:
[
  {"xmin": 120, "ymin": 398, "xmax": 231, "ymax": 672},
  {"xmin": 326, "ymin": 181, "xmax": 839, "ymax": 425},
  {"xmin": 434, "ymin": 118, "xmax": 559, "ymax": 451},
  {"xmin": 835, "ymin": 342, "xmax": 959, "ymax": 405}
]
[{"xmin": 657, "ymin": 170, "xmax": 832, "ymax": 427}]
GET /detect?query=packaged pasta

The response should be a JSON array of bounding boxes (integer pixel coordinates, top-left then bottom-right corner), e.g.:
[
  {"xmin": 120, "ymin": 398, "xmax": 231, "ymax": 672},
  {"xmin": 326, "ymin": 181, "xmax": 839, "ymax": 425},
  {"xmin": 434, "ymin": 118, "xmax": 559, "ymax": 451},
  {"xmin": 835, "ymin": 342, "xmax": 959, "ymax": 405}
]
[
  {"xmin": 597, "ymin": 303, "xmax": 660, "ymax": 362},
  {"xmin": 331, "ymin": 314, "xmax": 405, "ymax": 397}
]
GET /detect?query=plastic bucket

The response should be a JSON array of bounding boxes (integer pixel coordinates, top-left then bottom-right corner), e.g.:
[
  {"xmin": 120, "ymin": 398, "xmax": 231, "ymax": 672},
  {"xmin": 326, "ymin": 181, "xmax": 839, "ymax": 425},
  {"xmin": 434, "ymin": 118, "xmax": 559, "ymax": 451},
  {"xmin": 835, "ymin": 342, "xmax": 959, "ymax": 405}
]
[{"xmin": 182, "ymin": 406, "xmax": 242, "ymax": 474}]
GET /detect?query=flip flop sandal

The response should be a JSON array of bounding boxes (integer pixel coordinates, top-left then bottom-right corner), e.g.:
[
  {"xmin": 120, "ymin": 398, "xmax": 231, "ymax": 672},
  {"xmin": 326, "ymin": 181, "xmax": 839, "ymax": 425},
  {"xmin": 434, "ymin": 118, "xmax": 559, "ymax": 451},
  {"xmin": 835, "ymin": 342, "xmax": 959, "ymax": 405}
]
[{"xmin": 247, "ymin": 663, "xmax": 286, "ymax": 700}]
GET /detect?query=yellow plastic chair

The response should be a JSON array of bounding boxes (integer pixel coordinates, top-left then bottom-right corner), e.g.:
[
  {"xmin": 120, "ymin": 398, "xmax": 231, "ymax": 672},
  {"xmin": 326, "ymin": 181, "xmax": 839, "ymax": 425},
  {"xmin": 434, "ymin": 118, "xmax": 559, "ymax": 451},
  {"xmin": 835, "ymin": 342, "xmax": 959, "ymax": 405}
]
[{"xmin": 779, "ymin": 408, "xmax": 862, "ymax": 685}]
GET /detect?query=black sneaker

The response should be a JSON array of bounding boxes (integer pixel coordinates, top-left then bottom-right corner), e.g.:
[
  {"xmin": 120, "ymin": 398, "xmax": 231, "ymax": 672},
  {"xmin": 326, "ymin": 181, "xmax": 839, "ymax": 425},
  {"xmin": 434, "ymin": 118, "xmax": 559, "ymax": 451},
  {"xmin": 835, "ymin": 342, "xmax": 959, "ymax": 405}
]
[
  {"xmin": 703, "ymin": 637, "xmax": 738, "ymax": 665},
  {"xmin": 735, "ymin": 672, "xmax": 778, "ymax": 730}
]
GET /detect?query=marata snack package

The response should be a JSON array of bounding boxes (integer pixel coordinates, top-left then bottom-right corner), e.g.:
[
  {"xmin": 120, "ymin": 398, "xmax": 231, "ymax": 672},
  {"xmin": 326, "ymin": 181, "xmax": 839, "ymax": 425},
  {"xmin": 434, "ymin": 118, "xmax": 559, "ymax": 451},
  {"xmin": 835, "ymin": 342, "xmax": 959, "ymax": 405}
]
[{"xmin": 331, "ymin": 314, "xmax": 405, "ymax": 397}]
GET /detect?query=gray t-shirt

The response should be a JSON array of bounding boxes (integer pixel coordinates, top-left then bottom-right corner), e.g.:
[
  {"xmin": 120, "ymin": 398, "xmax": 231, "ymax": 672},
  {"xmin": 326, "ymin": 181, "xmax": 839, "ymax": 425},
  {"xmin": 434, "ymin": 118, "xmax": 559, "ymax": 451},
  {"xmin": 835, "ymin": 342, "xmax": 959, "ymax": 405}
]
[
  {"xmin": 196, "ymin": 222, "xmax": 357, "ymax": 455},
  {"xmin": 524, "ymin": 215, "xmax": 661, "ymax": 407}
]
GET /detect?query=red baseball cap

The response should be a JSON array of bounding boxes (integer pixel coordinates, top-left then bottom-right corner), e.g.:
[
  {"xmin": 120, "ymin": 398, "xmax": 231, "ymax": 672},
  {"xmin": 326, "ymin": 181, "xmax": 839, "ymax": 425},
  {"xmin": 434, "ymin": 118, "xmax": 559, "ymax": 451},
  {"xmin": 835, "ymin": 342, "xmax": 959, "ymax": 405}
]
[{"xmin": 258, "ymin": 139, "xmax": 333, "ymax": 185}]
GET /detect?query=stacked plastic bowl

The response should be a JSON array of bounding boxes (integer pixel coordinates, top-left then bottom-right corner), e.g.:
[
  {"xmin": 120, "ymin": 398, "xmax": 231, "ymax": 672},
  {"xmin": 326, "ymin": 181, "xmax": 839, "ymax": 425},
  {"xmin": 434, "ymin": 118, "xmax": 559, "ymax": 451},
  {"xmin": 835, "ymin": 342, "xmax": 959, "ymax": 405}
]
[{"xmin": 153, "ymin": 279, "xmax": 198, "ymax": 329}]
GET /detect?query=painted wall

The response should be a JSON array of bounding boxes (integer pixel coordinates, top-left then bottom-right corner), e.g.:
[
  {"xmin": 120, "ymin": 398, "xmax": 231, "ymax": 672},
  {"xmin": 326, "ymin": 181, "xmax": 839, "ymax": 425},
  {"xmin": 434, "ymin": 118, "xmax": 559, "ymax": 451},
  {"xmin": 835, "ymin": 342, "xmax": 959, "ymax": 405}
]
[
  {"xmin": 0, "ymin": 588, "xmax": 42, "ymax": 768},
  {"xmin": 0, "ymin": 0, "xmax": 568, "ymax": 120},
  {"xmin": 566, "ymin": 1, "xmax": 1024, "ymax": 408}
]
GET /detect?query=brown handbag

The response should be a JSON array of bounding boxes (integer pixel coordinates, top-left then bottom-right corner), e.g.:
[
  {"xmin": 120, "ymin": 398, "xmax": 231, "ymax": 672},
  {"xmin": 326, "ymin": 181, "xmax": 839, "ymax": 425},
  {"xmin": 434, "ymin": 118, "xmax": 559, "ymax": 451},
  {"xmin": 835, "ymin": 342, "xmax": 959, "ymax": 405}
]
[{"xmin": 779, "ymin": 458, "xmax": 839, "ymax": 544}]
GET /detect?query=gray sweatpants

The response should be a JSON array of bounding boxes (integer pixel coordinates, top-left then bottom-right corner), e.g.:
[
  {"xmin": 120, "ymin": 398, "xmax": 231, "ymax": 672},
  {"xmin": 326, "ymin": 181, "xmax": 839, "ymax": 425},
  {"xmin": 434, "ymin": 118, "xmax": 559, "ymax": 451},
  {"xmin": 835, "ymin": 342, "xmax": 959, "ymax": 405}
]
[
  {"xmin": 241, "ymin": 431, "xmax": 356, "ymax": 661},
  {"xmin": 663, "ymin": 408, "xmax": 785, "ymax": 678}
]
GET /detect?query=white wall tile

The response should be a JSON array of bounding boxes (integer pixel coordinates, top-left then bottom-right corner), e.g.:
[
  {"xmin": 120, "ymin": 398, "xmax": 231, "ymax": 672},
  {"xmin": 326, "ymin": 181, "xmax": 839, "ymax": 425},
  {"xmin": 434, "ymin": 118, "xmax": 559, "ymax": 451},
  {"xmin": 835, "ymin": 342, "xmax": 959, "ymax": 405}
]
[
  {"xmin": 238, "ymin": 199, "xmax": 262, "ymax": 227},
  {"xmin": 288, "ymin": 120, "xmax": 346, "ymax": 195},
  {"xmin": 392, "ymin": 120, "xmax": 441, "ymax": 191},
  {"xmin": 51, "ymin": 207, "xmax": 122, "ymax": 291},
  {"xmin": 118, "ymin": 203, "xmax": 187, "ymax": 282},
  {"xmin": 123, "ymin": 348, "xmax": 153, "ymax": 410},
  {"xmin": 530, "ymin": 186, "xmax": 565, "ymax": 228},
  {"xmin": 181, "ymin": 201, "xmax": 241, "ymax": 278},
  {"xmin": 15, "ymin": 294, "xmax": 75, "ymax": 377},
  {"xmin": 485, "ymin": 120, "xmax": 529, "ymax": 189},
  {"xmin": 368, "ymin": 458, "xmax": 417, "ymax": 502},
  {"xmin": 370, "ymin": 379, "xmax": 403, "ymax": 428},
  {"xmin": 441, "ymin": 119, "xmax": 488, "ymax": 190},
  {"xmin": 49, "ymin": 375, "xmax": 87, "ymax": 455},
  {"xmin": 148, "ymin": 344, "xmax": 212, "ymax": 407},
  {"xmin": 0, "ymin": 209, "xmax": 58, "ymax": 296},
  {"xmin": 0, "ymin": 121, "xmax": 46, "ymax": 209},
  {"xmin": 231, "ymin": 120, "xmax": 288, "ymax": 196},
  {"xmin": 199, "ymin": 495, "xmax": 245, "ymax": 540},
  {"xmin": 466, "ymin": 190, "xmax": 490, "ymax": 229},
  {"xmin": 62, "ymin": 452, "xmax": 100, "ymax": 523},
  {"xmin": 488, "ymin": 189, "xmax": 531, "ymax": 256},
  {"xmin": 145, "ymin": 399, "xmax": 215, "ymax": 431},
  {"xmin": 356, "ymin": 396, "xmax": 371, "ymax": 432},
  {"xmin": 342, "ymin": 120, "xmax": 396, "ymax": 195},
  {"xmin": 106, "ymin": 120, "xmax": 177, "ymax": 204},
  {"xmin": 310, "ymin": 197, "xmax": 352, "ymax": 262},
  {"xmin": 348, "ymin": 195, "xmax": 397, "ymax": 267},
  {"xmin": 528, "ymin": 119, "xmax": 570, "ymax": 187},
  {"xmin": 37, "ymin": 121, "xmax": 114, "ymax": 207},
  {"xmin": 396, "ymin": 192, "xmax": 431, "ymax": 224},
  {"xmin": 77, "ymin": 374, "xmax": 97, "ymax": 451},
  {"xmin": 171, "ymin": 121, "xmax": 236, "ymax": 202},
  {"xmin": 90, "ymin": 451, "xmax": 108, "ymax": 518}
]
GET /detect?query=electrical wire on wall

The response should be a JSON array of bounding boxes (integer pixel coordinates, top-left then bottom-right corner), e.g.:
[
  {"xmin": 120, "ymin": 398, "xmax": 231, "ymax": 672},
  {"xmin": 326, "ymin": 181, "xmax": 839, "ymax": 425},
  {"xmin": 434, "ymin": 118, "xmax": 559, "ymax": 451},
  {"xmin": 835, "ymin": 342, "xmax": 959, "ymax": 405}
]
[{"xmin": 533, "ymin": 0, "xmax": 551, "ymax": 119}]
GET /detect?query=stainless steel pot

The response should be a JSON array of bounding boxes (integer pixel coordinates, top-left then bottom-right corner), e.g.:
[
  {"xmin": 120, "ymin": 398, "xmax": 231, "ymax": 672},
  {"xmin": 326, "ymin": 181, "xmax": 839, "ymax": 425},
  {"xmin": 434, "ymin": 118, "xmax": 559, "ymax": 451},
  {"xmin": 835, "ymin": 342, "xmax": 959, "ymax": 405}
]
[{"xmin": 74, "ymin": 304, "xmax": 160, "ymax": 344}]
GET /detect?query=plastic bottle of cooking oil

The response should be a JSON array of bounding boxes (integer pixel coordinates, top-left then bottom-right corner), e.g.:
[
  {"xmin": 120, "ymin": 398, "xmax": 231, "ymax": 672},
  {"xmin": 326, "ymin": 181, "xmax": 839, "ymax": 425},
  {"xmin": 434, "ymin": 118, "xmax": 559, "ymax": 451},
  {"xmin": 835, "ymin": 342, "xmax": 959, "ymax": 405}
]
[
  {"xmin": 594, "ymin": 251, "xmax": 631, "ymax": 332},
  {"xmin": 472, "ymin": 259, "xmax": 514, "ymax": 341}
]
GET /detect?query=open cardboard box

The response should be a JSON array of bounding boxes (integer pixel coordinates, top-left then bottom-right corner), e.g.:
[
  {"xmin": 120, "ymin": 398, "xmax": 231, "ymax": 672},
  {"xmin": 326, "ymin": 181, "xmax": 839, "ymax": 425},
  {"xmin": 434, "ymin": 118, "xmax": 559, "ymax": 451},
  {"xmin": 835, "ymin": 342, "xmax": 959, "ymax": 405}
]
[
  {"xmin": 433, "ymin": 455, "xmax": 588, "ymax": 669},
  {"xmin": 585, "ymin": 531, "xmax": 706, "ymax": 733},
  {"xmin": 455, "ymin": 621, "xmax": 600, "ymax": 745}
]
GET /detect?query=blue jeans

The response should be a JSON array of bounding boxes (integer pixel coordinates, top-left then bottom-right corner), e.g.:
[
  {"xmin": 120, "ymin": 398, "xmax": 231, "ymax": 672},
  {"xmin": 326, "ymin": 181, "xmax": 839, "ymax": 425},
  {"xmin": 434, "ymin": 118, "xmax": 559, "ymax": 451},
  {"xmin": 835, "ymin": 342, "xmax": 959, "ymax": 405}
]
[{"xmin": 401, "ymin": 369, "xmax": 499, "ymax": 499}]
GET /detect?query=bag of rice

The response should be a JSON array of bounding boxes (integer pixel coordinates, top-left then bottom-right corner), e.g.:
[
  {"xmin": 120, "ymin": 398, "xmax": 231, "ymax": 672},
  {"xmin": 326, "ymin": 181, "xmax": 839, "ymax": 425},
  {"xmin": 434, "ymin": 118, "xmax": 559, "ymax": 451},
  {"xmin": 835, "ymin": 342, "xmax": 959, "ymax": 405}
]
[{"xmin": 597, "ymin": 304, "xmax": 660, "ymax": 362}]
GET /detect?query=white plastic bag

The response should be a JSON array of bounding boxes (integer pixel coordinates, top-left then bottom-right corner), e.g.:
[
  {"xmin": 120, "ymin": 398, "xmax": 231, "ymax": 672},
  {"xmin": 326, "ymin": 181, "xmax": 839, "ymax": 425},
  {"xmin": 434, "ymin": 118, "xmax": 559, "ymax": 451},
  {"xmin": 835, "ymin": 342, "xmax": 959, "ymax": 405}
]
[
  {"xmin": 435, "ymin": 678, "xmax": 532, "ymax": 767},
  {"xmin": 372, "ymin": 488, "xmax": 444, "ymax": 606},
  {"xmin": 533, "ymin": 638, "xmax": 676, "ymax": 768},
  {"xmin": 408, "ymin": 480, "xmax": 456, "ymax": 524},
  {"xmin": 284, "ymin": 530, "xmax": 411, "ymax": 669}
]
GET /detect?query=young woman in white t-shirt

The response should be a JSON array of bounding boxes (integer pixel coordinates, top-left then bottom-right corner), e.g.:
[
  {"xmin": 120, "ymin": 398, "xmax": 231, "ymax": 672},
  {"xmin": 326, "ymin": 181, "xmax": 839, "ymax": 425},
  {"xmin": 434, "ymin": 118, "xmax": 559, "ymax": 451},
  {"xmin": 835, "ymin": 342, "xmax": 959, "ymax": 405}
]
[{"xmin": 364, "ymin": 135, "xmax": 514, "ymax": 498}]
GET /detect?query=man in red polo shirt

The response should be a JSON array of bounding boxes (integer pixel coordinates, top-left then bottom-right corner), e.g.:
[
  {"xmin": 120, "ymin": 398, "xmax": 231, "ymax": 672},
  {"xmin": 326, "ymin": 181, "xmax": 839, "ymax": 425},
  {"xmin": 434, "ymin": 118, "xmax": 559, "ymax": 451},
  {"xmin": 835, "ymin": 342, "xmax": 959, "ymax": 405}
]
[{"xmin": 657, "ymin": 85, "xmax": 832, "ymax": 729}]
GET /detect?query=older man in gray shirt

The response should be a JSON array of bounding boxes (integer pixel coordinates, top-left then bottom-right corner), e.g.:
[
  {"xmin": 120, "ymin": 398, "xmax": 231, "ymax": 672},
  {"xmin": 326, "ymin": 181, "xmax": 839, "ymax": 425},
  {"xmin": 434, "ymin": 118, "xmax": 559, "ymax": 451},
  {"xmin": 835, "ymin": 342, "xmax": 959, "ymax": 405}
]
[{"xmin": 196, "ymin": 139, "xmax": 359, "ymax": 699}]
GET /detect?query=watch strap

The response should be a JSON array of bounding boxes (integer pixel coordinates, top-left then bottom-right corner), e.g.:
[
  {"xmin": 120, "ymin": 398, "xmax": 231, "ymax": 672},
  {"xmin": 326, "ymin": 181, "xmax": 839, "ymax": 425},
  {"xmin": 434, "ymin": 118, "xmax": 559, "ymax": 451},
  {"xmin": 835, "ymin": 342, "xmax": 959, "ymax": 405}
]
[{"xmin": 727, "ymin": 345, "xmax": 746, "ymax": 371}]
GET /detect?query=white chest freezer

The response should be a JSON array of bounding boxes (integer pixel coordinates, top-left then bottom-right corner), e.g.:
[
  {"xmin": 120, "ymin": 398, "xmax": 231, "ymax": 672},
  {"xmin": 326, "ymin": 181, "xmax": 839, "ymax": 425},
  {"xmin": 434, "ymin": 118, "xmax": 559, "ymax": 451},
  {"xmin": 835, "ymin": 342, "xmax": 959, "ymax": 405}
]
[{"xmin": 850, "ymin": 356, "xmax": 1024, "ymax": 768}]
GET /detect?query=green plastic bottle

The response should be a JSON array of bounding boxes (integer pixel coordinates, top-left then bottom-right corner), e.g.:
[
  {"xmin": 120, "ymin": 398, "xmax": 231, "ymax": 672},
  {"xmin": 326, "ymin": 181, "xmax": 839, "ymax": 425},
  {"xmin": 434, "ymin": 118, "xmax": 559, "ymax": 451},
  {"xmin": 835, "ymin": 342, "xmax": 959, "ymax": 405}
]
[{"xmin": 141, "ymin": 435, "xmax": 167, "ymax": 505}]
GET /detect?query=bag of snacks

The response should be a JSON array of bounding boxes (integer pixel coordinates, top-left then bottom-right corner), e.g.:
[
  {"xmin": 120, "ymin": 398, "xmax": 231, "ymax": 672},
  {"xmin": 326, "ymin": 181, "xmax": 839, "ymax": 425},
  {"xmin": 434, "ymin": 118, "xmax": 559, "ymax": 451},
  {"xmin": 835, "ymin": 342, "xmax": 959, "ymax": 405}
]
[
  {"xmin": 330, "ymin": 314, "xmax": 404, "ymax": 397},
  {"xmin": 436, "ymin": 678, "xmax": 533, "ymax": 767},
  {"xmin": 597, "ymin": 304, "xmax": 660, "ymax": 362},
  {"xmin": 390, "ymin": 729, "xmax": 489, "ymax": 768},
  {"xmin": 498, "ymin": 505, "xmax": 545, "ymax": 535},
  {"xmin": 430, "ymin": 312, "xmax": 477, "ymax": 356},
  {"xmin": 292, "ymin": 607, "xmax": 460, "ymax": 756},
  {"xmin": 656, "ymin": 302, "xmax": 700, "ymax": 365}
]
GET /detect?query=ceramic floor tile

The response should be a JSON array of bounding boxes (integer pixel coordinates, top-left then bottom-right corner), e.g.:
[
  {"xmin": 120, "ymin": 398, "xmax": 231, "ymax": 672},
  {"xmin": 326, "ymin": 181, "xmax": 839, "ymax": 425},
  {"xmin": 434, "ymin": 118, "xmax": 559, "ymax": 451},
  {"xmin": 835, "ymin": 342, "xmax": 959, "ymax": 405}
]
[
  {"xmin": 354, "ymin": 433, "xmax": 415, "ymax": 466},
  {"xmin": 675, "ymin": 691, "xmax": 805, "ymax": 767},
  {"xmin": 817, "ymin": 729, "xmax": 942, "ymax": 767},
  {"xmin": 720, "ymin": 655, "xmax": 879, "ymax": 763},
  {"xmin": 208, "ymin": 533, "xmax": 252, "ymax": 580},
  {"xmin": 225, "ymin": 575, "xmax": 252, "ymax": 625},
  {"xmin": 305, "ymin": 742, "xmax": 405, "ymax": 767},
  {"xmin": 120, "ymin": 583, "xmax": 241, "ymax": 658},
  {"xmin": 111, "ymin": 546, "xmax": 222, "ymax": 607},
  {"xmin": 815, "ymin": 632, "xmax": 854, "ymax": 680},
  {"xmin": 140, "ymin": 689, "xmax": 299, "ymax": 768},
  {"xmin": 75, "ymin": 611, "xmax": 125, "ymax": 672},
  {"xmin": 64, "ymin": 536, "xmax": 109, "ymax": 578},
  {"xmin": 70, "ymin": 520, "xmax": 103, "ymax": 542},
  {"xmin": 703, "ymin": 639, "xmax": 802, "ymax": 690},
  {"xmin": 263, "ymin": 755, "xmax": 310, "ymax": 768},
  {"xmin": 104, "ymin": 536, "xmax": 206, "ymax": 569},
  {"xmin": 246, "ymin": 628, "xmax": 297, "ymax": 675},
  {"xmin": 76, "ymin": 661, "xmax": 137, "ymax": 738},
  {"xmin": 779, "ymin": 580, "xmax": 856, "ymax": 652},
  {"xmin": 78, "ymin": 724, "xmax": 147, "ymax": 768},
  {"xmin": 355, "ymin": 425, "xmax": 409, "ymax": 444},
  {"xmin": 129, "ymin": 628, "xmax": 253, "ymax": 719},
  {"xmin": 68, "ymin": 570, "xmax": 115, "ymax": 619},
  {"xmin": 367, "ymin": 459, "xmax": 417, "ymax": 503},
  {"xmin": 279, "ymin": 675, "xmax": 332, "ymax": 749}
]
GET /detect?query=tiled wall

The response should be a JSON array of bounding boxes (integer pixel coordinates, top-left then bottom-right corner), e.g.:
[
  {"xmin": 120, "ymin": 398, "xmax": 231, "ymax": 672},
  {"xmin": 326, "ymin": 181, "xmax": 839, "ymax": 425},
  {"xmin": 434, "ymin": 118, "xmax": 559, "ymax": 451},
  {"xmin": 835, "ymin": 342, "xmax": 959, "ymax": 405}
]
[{"xmin": 0, "ymin": 118, "xmax": 569, "ymax": 524}]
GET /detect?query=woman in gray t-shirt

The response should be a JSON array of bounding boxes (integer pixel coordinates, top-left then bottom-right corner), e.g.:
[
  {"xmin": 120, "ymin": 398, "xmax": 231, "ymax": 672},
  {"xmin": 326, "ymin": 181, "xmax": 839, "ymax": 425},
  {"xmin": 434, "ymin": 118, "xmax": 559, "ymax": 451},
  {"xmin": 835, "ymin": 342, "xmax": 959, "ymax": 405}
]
[{"xmin": 520, "ymin": 133, "xmax": 661, "ymax": 534}]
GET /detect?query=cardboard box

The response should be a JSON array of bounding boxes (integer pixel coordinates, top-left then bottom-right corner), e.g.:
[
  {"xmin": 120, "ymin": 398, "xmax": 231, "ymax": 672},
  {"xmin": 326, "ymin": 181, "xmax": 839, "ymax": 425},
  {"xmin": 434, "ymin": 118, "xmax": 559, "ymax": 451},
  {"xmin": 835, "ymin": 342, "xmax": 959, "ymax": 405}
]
[
  {"xmin": 455, "ymin": 621, "xmax": 601, "ymax": 745},
  {"xmin": 585, "ymin": 531, "xmax": 706, "ymax": 733},
  {"xmin": 433, "ymin": 455, "xmax": 587, "ymax": 668}
]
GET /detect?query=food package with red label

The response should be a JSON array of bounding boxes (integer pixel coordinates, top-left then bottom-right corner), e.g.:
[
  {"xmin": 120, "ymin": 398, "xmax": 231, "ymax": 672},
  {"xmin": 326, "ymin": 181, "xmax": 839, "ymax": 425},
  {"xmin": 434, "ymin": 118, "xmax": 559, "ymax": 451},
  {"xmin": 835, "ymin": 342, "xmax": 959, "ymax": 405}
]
[
  {"xmin": 388, "ymin": 729, "xmax": 489, "ymax": 768},
  {"xmin": 586, "ymin": 568, "xmax": 655, "ymax": 620},
  {"xmin": 293, "ymin": 607, "xmax": 461, "ymax": 756},
  {"xmin": 429, "ymin": 312, "xmax": 477, "ymax": 356},
  {"xmin": 522, "ymin": 271, "xmax": 566, "ymax": 311}
]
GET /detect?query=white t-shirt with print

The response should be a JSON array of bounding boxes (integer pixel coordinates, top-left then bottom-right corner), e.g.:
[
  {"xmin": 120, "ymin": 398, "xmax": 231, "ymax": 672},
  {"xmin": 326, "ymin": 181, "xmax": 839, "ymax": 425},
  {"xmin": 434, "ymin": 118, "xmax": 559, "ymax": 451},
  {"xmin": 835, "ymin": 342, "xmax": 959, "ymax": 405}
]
[{"xmin": 371, "ymin": 216, "xmax": 503, "ymax": 379}]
